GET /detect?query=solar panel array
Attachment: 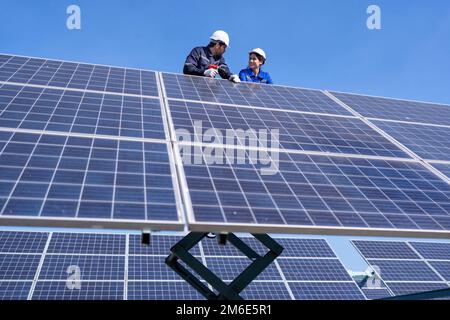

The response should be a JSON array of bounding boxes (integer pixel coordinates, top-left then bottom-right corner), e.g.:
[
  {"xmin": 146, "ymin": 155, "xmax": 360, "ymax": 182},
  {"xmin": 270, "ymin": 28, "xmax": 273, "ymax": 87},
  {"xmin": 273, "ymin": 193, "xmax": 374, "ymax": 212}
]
[
  {"xmin": 1, "ymin": 53, "xmax": 450, "ymax": 238},
  {"xmin": 0, "ymin": 54, "xmax": 184, "ymax": 231},
  {"xmin": 352, "ymin": 240, "xmax": 450, "ymax": 297},
  {"xmin": 0, "ymin": 230, "xmax": 366, "ymax": 300}
]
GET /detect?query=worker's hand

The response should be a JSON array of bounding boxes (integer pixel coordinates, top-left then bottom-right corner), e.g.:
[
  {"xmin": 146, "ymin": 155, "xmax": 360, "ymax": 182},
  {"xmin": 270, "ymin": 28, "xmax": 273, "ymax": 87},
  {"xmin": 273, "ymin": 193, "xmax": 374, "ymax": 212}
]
[
  {"xmin": 204, "ymin": 68, "xmax": 218, "ymax": 78},
  {"xmin": 229, "ymin": 74, "xmax": 241, "ymax": 83}
]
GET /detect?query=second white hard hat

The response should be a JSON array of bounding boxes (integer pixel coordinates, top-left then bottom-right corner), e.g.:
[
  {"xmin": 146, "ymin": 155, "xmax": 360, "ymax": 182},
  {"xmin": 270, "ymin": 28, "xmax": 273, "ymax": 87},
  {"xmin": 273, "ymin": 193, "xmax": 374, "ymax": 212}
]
[
  {"xmin": 249, "ymin": 48, "xmax": 267, "ymax": 61},
  {"xmin": 210, "ymin": 30, "xmax": 230, "ymax": 47}
]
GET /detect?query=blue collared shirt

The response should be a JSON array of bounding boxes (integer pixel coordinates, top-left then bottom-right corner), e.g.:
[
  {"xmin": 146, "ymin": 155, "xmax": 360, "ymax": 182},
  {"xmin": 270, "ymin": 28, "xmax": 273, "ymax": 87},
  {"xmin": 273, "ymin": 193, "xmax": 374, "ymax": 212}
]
[{"xmin": 239, "ymin": 67, "xmax": 273, "ymax": 84}]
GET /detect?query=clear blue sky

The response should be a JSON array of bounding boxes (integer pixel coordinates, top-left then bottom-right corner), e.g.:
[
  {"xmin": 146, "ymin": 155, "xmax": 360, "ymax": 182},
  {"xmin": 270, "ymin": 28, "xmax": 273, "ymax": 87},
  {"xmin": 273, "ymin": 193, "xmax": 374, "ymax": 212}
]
[{"xmin": 1, "ymin": 1, "xmax": 450, "ymax": 272}]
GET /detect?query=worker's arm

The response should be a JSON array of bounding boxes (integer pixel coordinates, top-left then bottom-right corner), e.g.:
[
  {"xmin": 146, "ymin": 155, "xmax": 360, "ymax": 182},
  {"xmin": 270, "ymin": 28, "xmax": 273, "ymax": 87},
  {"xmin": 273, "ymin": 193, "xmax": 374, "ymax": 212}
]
[
  {"xmin": 238, "ymin": 70, "xmax": 247, "ymax": 82},
  {"xmin": 266, "ymin": 73, "xmax": 274, "ymax": 85},
  {"xmin": 183, "ymin": 48, "xmax": 205, "ymax": 76},
  {"xmin": 217, "ymin": 57, "xmax": 232, "ymax": 79}
]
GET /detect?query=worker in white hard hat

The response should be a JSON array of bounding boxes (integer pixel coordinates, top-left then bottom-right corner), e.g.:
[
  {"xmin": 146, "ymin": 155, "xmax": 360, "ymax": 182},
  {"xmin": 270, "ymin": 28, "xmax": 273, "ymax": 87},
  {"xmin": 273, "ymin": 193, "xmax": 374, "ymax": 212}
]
[
  {"xmin": 239, "ymin": 48, "xmax": 273, "ymax": 84},
  {"xmin": 183, "ymin": 30, "xmax": 241, "ymax": 83}
]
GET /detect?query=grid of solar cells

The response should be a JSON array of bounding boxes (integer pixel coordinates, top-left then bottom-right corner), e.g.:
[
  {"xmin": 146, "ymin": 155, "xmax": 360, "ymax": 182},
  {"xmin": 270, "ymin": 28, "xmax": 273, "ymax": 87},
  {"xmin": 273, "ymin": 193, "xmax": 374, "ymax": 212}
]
[
  {"xmin": 0, "ymin": 132, "xmax": 179, "ymax": 224},
  {"xmin": 39, "ymin": 255, "xmax": 125, "ymax": 280},
  {"xmin": 360, "ymin": 288, "xmax": 392, "ymax": 300},
  {"xmin": 183, "ymin": 147, "xmax": 450, "ymax": 232},
  {"xmin": 330, "ymin": 91, "xmax": 450, "ymax": 126},
  {"xmin": 0, "ymin": 231, "xmax": 48, "ymax": 253},
  {"xmin": 278, "ymin": 259, "xmax": 354, "ymax": 281},
  {"xmin": 127, "ymin": 281, "xmax": 204, "ymax": 300},
  {"xmin": 0, "ymin": 84, "xmax": 166, "ymax": 140},
  {"xmin": 162, "ymin": 73, "xmax": 352, "ymax": 115},
  {"xmin": 410, "ymin": 242, "xmax": 450, "ymax": 260},
  {"xmin": 32, "ymin": 281, "xmax": 124, "ymax": 300},
  {"xmin": 372, "ymin": 120, "xmax": 450, "ymax": 161},
  {"xmin": 47, "ymin": 232, "xmax": 126, "ymax": 255},
  {"xmin": 351, "ymin": 241, "xmax": 420, "ymax": 259},
  {"xmin": 386, "ymin": 283, "xmax": 450, "ymax": 297},
  {"xmin": 0, "ymin": 54, "xmax": 159, "ymax": 97},
  {"xmin": 0, "ymin": 281, "xmax": 32, "ymax": 300},
  {"xmin": 432, "ymin": 163, "xmax": 450, "ymax": 180},
  {"xmin": 168, "ymin": 100, "xmax": 409, "ymax": 158},
  {"xmin": 0, "ymin": 231, "xmax": 367, "ymax": 300},
  {"xmin": 353, "ymin": 240, "xmax": 450, "ymax": 299},
  {"xmin": 289, "ymin": 282, "xmax": 365, "ymax": 300}
]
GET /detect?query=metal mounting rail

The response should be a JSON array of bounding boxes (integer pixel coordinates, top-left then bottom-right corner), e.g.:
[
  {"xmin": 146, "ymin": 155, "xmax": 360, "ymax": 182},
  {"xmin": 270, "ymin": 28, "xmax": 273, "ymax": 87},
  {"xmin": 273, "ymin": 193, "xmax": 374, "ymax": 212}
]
[{"xmin": 165, "ymin": 232, "xmax": 283, "ymax": 300}]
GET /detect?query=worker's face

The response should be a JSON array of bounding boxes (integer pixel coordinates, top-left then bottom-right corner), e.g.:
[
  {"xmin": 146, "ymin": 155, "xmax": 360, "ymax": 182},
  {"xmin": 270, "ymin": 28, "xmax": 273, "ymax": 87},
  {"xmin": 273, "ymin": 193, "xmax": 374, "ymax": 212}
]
[
  {"xmin": 249, "ymin": 53, "xmax": 263, "ymax": 69},
  {"xmin": 213, "ymin": 43, "xmax": 227, "ymax": 57}
]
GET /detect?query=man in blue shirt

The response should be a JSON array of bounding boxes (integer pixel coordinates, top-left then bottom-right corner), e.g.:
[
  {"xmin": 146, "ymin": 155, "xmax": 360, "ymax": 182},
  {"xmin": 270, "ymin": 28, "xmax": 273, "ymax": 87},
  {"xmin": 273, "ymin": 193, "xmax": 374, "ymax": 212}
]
[
  {"xmin": 183, "ymin": 30, "xmax": 241, "ymax": 83},
  {"xmin": 239, "ymin": 48, "xmax": 273, "ymax": 84}
]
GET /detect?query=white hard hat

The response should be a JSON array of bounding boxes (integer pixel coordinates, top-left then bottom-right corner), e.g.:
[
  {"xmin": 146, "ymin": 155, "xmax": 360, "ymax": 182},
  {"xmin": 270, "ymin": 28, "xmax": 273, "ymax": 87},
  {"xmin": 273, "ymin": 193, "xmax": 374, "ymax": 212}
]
[
  {"xmin": 210, "ymin": 30, "xmax": 230, "ymax": 47},
  {"xmin": 249, "ymin": 48, "xmax": 267, "ymax": 61}
]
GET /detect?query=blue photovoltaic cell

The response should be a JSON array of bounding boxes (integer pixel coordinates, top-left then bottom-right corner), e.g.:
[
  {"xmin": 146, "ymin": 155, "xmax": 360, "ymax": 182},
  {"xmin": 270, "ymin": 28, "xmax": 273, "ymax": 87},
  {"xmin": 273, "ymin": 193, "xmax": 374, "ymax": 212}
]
[
  {"xmin": 0, "ymin": 254, "xmax": 41, "ymax": 280},
  {"xmin": 278, "ymin": 259, "xmax": 352, "ymax": 281},
  {"xmin": 372, "ymin": 120, "xmax": 450, "ymax": 161},
  {"xmin": 352, "ymin": 241, "xmax": 420, "ymax": 259},
  {"xmin": 47, "ymin": 233, "xmax": 126, "ymax": 255},
  {"xmin": 183, "ymin": 147, "xmax": 450, "ymax": 232},
  {"xmin": 32, "ymin": 281, "xmax": 124, "ymax": 300},
  {"xmin": 240, "ymin": 282, "xmax": 292, "ymax": 300},
  {"xmin": 432, "ymin": 163, "xmax": 450, "ymax": 180},
  {"xmin": 128, "ymin": 256, "xmax": 180, "ymax": 280},
  {"xmin": 0, "ymin": 132, "xmax": 180, "ymax": 226},
  {"xmin": 0, "ymin": 84, "xmax": 166, "ymax": 140},
  {"xmin": 201, "ymin": 236, "xmax": 268, "ymax": 257},
  {"xmin": 0, "ymin": 281, "xmax": 32, "ymax": 300},
  {"xmin": 0, "ymin": 54, "xmax": 159, "ymax": 97},
  {"xmin": 204, "ymin": 257, "xmax": 282, "ymax": 281},
  {"xmin": 410, "ymin": 242, "xmax": 450, "ymax": 260},
  {"xmin": 330, "ymin": 91, "xmax": 450, "ymax": 126},
  {"xmin": 0, "ymin": 231, "xmax": 48, "ymax": 253},
  {"xmin": 289, "ymin": 282, "xmax": 365, "ymax": 300},
  {"xmin": 38, "ymin": 255, "xmax": 125, "ymax": 280},
  {"xmin": 275, "ymin": 238, "xmax": 336, "ymax": 258},
  {"xmin": 127, "ymin": 281, "xmax": 204, "ymax": 300},
  {"xmin": 129, "ymin": 234, "xmax": 201, "ymax": 256},
  {"xmin": 162, "ymin": 73, "xmax": 352, "ymax": 116},
  {"xmin": 168, "ymin": 100, "xmax": 408, "ymax": 158},
  {"xmin": 428, "ymin": 261, "xmax": 450, "ymax": 281},
  {"xmin": 360, "ymin": 288, "xmax": 392, "ymax": 300},
  {"xmin": 386, "ymin": 282, "xmax": 450, "ymax": 297},
  {"xmin": 367, "ymin": 260, "xmax": 442, "ymax": 282}
]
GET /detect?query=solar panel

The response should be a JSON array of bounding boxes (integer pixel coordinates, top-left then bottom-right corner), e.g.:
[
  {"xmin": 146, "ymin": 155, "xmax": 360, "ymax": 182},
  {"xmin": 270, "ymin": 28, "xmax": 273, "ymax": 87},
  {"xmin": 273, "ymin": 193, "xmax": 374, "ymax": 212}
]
[
  {"xmin": 167, "ymin": 99, "xmax": 409, "ymax": 158},
  {"xmin": 353, "ymin": 240, "xmax": 450, "ymax": 298},
  {"xmin": 330, "ymin": 91, "xmax": 450, "ymax": 126},
  {"xmin": 0, "ymin": 281, "xmax": 32, "ymax": 300},
  {"xmin": 289, "ymin": 282, "xmax": 365, "ymax": 300},
  {"xmin": 360, "ymin": 288, "xmax": 393, "ymax": 300},
  {"xmin": 32, "ymin": 281, "xmax": 125, "ymax": 300},
  {"xmin": 0, "ymin": 54, "xmax": 159, "ymax": 97},
  {"xmin": 0, "ymin": 230, "xmax": 48, "ymax": 253},
  {"xmin": 0, "ymin": 131, "xmax": 184, "ymax": 230},
  {"xmin": 371, "ymin": 120, "xmax": 450, "ymax": 161},
  {"xmin": 0, "ymin": 230, "xmax": 366, "ymax": 300},
  {"xmin": 0, "ymin": 83, "xmax": 168, "ymax": 140},
  {"xmin": 179, "ymin": 146, "xmax": 450, "ymax": 235},
  {"xmin": 162, "ymin": 73, "xmax": 352, "ymax": 115},
  {"xmin": 432, "ymin": 163, "xmax": 450, "ymax": 180}
]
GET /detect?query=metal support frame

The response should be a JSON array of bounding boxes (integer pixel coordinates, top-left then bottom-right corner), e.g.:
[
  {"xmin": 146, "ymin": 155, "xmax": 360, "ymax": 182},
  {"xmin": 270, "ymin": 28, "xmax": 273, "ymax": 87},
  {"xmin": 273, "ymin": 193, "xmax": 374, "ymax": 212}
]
[
  {"xmin": 165, "ymin": 232, "xmax": 283, "ymax": 300},
  {"xmin": 381, "ymin": 287, "xmax": 450, "ymax": 300}
]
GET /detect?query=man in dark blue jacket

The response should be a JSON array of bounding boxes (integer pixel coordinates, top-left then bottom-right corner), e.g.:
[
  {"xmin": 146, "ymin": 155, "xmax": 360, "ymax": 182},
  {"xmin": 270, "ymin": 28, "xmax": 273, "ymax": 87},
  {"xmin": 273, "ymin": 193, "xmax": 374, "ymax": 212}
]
[{"xmin": 183, "ymin": 30, "xmax": 241, "ymax": 83}]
